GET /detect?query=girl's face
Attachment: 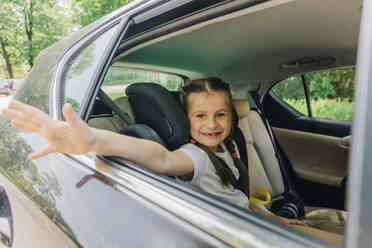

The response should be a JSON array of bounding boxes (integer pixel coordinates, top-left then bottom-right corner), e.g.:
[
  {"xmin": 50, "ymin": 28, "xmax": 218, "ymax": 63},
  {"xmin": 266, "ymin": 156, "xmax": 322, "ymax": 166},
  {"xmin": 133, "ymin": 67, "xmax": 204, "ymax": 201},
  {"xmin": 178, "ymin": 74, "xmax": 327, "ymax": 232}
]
[{"xmin": 186, "ymin": 91, "xmax": 232, "ymax": 152}]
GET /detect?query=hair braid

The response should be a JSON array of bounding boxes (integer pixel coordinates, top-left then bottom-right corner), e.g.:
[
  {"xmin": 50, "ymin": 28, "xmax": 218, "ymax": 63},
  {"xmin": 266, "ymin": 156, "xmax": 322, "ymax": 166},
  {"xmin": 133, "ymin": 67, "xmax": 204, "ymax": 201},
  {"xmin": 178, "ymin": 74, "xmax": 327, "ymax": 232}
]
[
  {"xmin": 224, "ymin": 135, "xmax": 250, "ymax": 198},
  {"xmin": 194, "ymin": 142, "xmax": 237, "ymax": 186}
]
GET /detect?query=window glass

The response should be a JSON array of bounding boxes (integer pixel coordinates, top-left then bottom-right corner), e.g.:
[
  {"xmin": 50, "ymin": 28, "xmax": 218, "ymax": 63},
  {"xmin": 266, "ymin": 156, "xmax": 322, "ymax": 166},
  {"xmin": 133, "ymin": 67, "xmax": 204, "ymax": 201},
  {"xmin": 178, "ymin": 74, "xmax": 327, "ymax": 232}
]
[
  {"xmin": 102, "ymin": 67, "xmax": 183, "ymax": 100},
  {"xmin": 306, "ymin": 68, "xmax": 355, "ymax": 120},
  {"xmin": 271, "ymin": 76, "xmax": 308, "ymax": 115},
  {"xmin": 63, "ymin": 25, "xmax": 119, "ymax": 113}
]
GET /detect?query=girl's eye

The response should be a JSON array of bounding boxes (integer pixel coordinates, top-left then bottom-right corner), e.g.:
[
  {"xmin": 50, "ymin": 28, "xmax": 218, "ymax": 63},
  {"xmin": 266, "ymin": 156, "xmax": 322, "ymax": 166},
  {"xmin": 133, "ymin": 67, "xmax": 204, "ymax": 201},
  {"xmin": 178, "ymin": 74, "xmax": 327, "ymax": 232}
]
[
  {"xmin": 196, "ymin": 114, "xmax": 205, "ymax": 118},
  {"xmin": 216, "ymin": 113, "xmax": 226, "ymax": 118}
]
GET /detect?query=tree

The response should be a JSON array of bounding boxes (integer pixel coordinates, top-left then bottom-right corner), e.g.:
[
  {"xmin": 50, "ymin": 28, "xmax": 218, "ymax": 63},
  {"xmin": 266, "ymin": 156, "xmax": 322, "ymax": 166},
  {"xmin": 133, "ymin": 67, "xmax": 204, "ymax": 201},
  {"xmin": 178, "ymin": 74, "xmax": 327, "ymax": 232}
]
[
  {"xmin": 0, "ymin": 0, "xmax": 73, "ymax": 78},
  {"xmin": 72, "ymin": 0, "xmax": 133, "ymax": 27},
  {"xmin": 0, "ymin": 2, "xmax": 18, "ymax": 78},
  {"xmin": 16, "ymin": 0, "xmax": 73, "ymax": 68}
]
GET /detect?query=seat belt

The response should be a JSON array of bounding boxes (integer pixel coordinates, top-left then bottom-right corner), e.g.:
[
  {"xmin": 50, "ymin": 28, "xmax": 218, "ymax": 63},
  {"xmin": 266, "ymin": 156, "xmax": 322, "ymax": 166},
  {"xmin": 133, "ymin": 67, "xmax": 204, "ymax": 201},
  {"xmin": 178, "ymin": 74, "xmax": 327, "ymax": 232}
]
[
  {"xmin": 251, "ymin": 92, "xmax": 305, "ymax": 218},
  {"xmin": 97, "ymin": 89, "xmax": 133, "ymax": 126}
]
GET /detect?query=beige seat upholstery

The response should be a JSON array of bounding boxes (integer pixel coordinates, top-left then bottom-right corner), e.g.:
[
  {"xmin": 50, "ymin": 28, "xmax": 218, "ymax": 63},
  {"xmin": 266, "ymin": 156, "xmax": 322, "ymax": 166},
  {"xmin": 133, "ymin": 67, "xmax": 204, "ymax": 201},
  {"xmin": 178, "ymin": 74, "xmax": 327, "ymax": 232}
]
[
  {"xmin": 88, "ymin": 96, "xmax": 135, "ymax": 132},
  {"xmin": 233, "ymin": 99, "xmax": 285, "ymax": 199},
  {"xmin": 233, "ymin": 99, "xmax": 346, "ymax": 238}
]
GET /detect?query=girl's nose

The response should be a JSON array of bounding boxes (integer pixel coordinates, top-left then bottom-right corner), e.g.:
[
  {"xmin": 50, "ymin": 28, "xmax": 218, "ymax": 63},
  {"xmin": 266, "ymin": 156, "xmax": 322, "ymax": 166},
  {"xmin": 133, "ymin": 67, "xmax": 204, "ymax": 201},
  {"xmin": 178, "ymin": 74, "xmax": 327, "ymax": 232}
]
[{"xmin": 206, "ymin": 117, "xmax": 218, "ymax": 129}]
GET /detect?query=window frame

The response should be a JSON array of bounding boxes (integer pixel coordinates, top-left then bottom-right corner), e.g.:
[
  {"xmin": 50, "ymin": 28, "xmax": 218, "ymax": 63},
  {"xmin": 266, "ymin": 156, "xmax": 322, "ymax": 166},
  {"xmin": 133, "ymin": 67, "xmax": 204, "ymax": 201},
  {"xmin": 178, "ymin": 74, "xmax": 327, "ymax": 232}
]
[{"xmin": 271, "ymin": 68, "xmax": 355, "ymax": 122}]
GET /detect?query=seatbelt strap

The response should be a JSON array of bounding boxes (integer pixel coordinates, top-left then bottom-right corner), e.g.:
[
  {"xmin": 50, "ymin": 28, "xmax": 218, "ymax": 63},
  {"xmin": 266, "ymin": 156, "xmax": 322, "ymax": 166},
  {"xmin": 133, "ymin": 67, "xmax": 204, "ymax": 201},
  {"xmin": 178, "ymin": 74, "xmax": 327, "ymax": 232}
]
[
  {"xmin": 97, "ymin": 89, "xmax": 133, "ymax": 125},
  {"xmin": 251, "ymin": 92, "xmax": 305, "ymax": 217},
  {"xmin": 251, "ymin": 92, "xmax": 280, "ymax": 157}
]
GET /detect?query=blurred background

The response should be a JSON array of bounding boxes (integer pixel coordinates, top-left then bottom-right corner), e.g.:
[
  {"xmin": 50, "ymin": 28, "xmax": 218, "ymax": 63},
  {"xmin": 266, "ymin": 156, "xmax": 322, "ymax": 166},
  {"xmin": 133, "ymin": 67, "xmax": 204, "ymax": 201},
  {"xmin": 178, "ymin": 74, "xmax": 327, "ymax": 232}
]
[{"xmin": 0, "ymin": 0, "xmax": 133, "ymax": 81}]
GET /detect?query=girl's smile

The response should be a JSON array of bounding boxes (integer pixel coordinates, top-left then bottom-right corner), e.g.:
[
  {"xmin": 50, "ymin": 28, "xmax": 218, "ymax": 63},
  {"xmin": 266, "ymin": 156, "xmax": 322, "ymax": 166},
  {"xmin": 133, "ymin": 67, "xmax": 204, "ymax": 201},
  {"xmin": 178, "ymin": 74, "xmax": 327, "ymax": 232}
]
[{"xmin": 186, "ymin": 91, "xmax": 232, "ymax": 152}]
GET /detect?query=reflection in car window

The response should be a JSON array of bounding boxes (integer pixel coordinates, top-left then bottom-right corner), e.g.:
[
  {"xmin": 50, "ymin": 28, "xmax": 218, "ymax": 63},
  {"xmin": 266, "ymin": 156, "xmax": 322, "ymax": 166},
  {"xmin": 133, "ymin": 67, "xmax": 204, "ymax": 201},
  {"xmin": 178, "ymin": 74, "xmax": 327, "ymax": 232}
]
[
  {"xmin": 102, "ymin": 67, "xmax": 183, "ymax": 100},
  {"xmin": 63, "ymin": 25, "xmax": 119, "ymax": 113},
  {"xmin": 271, "ymin": 76, "xmax": 308, "ymax": 115}
]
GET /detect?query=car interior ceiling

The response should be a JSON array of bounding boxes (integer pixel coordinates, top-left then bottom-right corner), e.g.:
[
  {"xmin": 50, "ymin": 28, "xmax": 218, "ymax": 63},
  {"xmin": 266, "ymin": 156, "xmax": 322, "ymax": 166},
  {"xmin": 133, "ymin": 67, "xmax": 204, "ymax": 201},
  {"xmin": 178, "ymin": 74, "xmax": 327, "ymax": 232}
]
[{"xmin": 113, "ymin": 0, "xmax": 361, "ymax": 92}]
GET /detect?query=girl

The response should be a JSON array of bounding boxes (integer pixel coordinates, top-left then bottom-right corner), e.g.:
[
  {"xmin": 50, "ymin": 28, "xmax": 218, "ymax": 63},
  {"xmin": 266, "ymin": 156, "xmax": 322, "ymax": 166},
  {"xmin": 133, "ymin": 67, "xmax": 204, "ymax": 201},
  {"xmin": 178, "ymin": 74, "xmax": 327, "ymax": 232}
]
[{"xmin": 1, "ymin": 77, "xmax": 305, "ymax": 226}]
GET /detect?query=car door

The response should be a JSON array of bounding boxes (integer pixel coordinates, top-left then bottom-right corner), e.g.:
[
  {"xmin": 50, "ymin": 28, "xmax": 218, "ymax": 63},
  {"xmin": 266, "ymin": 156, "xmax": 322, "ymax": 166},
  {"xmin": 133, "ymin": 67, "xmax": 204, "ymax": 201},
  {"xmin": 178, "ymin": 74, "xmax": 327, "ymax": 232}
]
[{"xmin": 262, "ymin": 68, "xmax": 353, "ymax": 210}]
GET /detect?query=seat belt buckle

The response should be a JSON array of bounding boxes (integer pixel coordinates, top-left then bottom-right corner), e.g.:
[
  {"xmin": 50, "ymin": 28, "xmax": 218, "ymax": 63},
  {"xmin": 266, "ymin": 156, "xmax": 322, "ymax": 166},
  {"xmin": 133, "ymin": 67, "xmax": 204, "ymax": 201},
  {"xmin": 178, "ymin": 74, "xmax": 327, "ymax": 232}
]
[{"xmin": 250, "ymin": 188, "xmax": 271, "ymax": 205}]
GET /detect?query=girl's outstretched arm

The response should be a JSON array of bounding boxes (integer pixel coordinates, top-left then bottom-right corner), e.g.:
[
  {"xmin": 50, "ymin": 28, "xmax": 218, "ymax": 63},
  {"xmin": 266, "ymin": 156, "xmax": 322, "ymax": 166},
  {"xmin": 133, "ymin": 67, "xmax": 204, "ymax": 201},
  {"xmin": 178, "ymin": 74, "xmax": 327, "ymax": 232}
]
[{"xmin": 2, "ymin": 100, "xmax": 194, "ymax": 176}]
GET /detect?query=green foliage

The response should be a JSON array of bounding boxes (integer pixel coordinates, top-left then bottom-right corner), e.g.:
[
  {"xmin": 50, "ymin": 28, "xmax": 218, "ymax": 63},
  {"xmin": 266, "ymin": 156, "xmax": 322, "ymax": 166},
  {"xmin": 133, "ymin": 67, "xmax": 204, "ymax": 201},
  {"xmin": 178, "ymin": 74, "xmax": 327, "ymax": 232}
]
[
  {"xmin": 307, "ymin": 76, "xmax": 335, "ymax": 100},
  {"xmin": 272, "ymin": 68, "xmax": 355, "ymax": 120},
  {"xmin": 273, "ymin": 68, "xmax": 355, "ymax": 102},
  {"xmin": 272, "ymin": 76, "xmax": 305, "ymax": 100},
  {"xmin": 72, "ymin": 0, "xmax": 133, "ymax": 27},
  {"xmin": 103, "ymin": 67, "xmax": 183, "ymax": 91},
  {"xmin": 305, "ymin": 68, "xmax": 355, "ymax": 100},
  {"xmin": 0, "ymin": 0, "xmax": 73, "ymax": 78},
  {"xmin": 285, "ymin": 98, "xmax": 354, "ymax": 120}
]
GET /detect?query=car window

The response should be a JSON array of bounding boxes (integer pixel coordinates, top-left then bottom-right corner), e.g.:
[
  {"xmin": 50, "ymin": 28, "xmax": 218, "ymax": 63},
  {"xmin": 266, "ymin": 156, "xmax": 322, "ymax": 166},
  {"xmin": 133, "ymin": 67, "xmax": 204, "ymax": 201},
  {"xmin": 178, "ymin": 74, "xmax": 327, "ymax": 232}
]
[
  {"xmin": 271, "ymin": 76, "xmax": 308, "ymax": 116},
  {"xmin": 63, "ymin": 25, "xmax": 120, "ymax": 113},
  {"xmin": 271, "ymin": 68, "xmax": 355, "ymax": 121},
  {"xmin": 102, "ymin": 67, "xmax": 184, "ymax": 100}
]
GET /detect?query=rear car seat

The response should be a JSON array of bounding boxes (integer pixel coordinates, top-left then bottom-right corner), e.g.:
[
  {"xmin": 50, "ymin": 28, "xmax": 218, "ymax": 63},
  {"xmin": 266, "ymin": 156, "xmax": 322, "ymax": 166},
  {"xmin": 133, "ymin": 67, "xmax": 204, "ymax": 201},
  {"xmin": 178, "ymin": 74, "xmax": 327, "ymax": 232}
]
[
  {"xmin": 233, "ymin": 98, "xmax": 346, "ymax": 235},
  {"xmin": 88, "ymin": 96, "xmax": 135, "ymax": 132}
]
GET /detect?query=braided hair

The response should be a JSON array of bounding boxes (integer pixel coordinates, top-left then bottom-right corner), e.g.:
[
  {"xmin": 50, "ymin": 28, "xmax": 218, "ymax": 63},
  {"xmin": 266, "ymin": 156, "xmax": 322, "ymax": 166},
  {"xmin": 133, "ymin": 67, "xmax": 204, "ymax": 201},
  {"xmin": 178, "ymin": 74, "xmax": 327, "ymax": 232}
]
[{"xmin": 180, "ymin": 77, "xmax": 249, "ymax": 197}]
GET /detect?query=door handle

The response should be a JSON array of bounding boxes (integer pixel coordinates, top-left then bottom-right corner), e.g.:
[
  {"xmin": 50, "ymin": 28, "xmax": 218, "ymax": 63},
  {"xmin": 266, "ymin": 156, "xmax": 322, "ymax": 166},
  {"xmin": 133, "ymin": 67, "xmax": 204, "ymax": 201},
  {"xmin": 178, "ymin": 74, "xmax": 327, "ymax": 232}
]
[
  {"xmin": 341, "ymin": 135, "xmax": 352, "ymax": 147},
  {"xmin": 0, "ymin": 186, "xmax": 13, "ymax": 247}
]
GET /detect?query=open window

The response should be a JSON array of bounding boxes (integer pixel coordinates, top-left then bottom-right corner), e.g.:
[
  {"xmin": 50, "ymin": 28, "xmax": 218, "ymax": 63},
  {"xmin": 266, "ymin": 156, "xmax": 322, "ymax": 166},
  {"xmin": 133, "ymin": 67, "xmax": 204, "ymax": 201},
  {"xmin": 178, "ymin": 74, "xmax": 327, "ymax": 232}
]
[{"xmin": 270, "ymin": 68, "xmax": 355, "ymax": 122}]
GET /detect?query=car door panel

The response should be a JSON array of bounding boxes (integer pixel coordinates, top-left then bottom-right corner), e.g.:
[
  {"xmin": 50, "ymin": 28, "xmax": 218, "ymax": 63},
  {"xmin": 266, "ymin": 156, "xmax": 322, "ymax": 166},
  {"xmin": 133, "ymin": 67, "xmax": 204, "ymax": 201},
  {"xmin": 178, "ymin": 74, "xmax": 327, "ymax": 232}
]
[
  {"xmin": 272, "ymin": 127, "xmax": 348, "ymax": 187},
  {"xmin": 263, "ymin": 90, "xmax": 349, "ymax": 209}
]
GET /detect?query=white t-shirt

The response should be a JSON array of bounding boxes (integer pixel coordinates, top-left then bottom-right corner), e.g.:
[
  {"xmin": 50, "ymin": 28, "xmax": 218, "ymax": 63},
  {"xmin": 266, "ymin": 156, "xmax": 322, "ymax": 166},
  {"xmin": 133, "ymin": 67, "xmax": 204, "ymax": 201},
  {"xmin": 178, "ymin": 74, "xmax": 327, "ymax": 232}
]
[{"xmin": 177, "ymin": 142, "xmax": 250, "ymax": 209}]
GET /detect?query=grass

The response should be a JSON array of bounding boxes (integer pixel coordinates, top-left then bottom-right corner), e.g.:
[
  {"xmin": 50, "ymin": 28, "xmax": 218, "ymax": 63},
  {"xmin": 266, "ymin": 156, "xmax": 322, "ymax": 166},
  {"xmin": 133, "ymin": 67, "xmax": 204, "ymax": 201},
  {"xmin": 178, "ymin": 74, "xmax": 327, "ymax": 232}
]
[
  {"xmin": 284, "ymin": 98, "xmax": 354, "ymax": 121},
  {"xmin": 108, "ymin": 92, "xmax": 126, "ymax": 100}
]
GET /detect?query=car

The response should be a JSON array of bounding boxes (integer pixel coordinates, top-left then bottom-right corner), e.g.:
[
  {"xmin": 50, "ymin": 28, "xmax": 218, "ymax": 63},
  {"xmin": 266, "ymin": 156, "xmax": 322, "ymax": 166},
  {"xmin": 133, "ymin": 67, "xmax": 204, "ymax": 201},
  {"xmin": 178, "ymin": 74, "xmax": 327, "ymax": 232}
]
[
  {"xmin": 0, "ymin": 0, "xmax": 370, "ymax": 247},
  {"xmin": 0, "ymin": 79, "xmax": 10, "ymax": 95}
]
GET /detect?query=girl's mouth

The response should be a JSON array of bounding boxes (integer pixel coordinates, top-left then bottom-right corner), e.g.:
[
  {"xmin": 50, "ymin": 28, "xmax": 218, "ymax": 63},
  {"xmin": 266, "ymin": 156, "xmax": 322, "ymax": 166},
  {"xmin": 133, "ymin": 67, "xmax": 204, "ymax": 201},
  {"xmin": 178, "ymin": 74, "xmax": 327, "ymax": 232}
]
[{"xmin": 201, "ymin": 131, "xmax": 223, "ymax": 137}]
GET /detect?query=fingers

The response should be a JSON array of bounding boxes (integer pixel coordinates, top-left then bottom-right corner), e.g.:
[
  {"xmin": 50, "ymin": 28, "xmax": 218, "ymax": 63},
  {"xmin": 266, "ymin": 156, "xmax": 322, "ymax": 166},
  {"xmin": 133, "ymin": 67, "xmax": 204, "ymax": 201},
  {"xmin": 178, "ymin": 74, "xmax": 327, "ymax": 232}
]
[
  {"xmin": 9, "ymin": 100, "xmax": 48, "ymax": 121},
  {"xmin": 3, "ymin": 100, "xmax": 48, "ymax": 127},
  {"xmin": 28, "ymin": 146, "xmax": 53, "ymax": 160},
  {"xmin": 287, "ymin": 219, "xmax": 308, "ymax": 227},
  {"xmin": 11, "ymin": 119, "xmax": 40, "ymax": 132},
  {"xmin": 295, "ymin": 220, "xmax": 308, "ymax": 227},
  {"xmin": 62, "ymin": 103, "xmax": 83, "ymax": 130}
]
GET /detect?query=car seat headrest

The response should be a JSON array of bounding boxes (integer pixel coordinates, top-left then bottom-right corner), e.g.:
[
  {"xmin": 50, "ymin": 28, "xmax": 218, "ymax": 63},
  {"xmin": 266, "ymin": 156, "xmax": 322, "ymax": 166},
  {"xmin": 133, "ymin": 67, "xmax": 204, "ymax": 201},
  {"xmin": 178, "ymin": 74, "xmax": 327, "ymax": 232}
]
[
  {"xmin": 233, "ymin": 99, "xmax": 250, "ymax": 119},
  {"xmin": 125, "ymin": 83, "xmax": 190, "ymax": 150}
]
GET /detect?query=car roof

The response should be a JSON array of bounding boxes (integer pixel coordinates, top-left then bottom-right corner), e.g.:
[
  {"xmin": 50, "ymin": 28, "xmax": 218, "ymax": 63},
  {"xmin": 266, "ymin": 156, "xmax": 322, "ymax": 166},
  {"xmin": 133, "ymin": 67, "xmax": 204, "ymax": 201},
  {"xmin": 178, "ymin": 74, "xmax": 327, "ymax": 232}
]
[{"xmin": 114, "ymin": 0, "xmax": 362, "ymax": 91}]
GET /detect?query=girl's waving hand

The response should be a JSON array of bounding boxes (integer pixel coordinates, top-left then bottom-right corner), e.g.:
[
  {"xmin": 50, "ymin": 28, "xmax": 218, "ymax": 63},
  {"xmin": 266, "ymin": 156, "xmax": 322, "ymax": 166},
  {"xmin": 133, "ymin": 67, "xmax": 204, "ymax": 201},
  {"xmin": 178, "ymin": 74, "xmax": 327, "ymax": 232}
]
[{"xmin": 2, "ymin": 99, "xmax": 95, "ymax": 159}]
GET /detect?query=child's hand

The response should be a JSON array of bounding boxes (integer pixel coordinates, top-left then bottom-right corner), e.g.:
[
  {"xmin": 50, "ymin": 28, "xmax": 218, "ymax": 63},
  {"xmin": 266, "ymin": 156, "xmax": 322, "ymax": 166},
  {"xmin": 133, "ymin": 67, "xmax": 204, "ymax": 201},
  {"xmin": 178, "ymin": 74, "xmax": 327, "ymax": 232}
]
[
  {"xmin": 272, "ymin": 215, "xmax": 308, "ymax": 226},
  {"xmin": 2, "ymin": 100, "xmax": 95, "ymax": 160}
]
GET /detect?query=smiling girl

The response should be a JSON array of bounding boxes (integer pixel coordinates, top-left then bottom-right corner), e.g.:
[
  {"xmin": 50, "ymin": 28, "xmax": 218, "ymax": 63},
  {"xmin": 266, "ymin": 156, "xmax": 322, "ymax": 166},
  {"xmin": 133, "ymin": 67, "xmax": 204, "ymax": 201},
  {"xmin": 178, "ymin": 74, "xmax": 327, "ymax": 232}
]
[{"xmin": 2, "ymin": 77, "xmax": 305, "ymax": 226}]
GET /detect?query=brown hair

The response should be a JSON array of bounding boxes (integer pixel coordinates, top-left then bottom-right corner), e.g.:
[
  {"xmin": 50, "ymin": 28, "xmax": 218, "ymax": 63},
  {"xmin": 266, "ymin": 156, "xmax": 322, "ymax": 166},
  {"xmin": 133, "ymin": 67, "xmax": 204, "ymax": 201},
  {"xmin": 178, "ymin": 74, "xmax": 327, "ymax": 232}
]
[{"xmin": 181, "ymin": 77, "xmax": 249, "ymax": 197}]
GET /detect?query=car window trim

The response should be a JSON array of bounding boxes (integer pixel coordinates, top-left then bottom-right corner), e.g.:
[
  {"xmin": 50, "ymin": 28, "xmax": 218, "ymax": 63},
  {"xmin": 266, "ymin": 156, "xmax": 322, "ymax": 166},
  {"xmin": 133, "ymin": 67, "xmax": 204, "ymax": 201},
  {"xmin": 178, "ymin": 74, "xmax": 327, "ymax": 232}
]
[
  {"xmin": 301, "ymin": 74, "xmax": 312, "ymax": 117},
  {"xmin": 51, "ymin": 18, "xmax": 123, "ymax": 120},
  {"xmin": 346, "ymin": 0, "xmax": 372, "ymax": 247}
]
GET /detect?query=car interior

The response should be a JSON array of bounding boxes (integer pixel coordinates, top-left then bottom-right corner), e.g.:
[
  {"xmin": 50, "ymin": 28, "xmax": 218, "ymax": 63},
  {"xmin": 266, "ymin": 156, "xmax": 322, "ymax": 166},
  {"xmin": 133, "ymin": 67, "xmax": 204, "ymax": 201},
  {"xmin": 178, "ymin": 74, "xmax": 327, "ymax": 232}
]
[{"xmin": 82, "ymin": 0, "xmax": 362, "ymax": 246}]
